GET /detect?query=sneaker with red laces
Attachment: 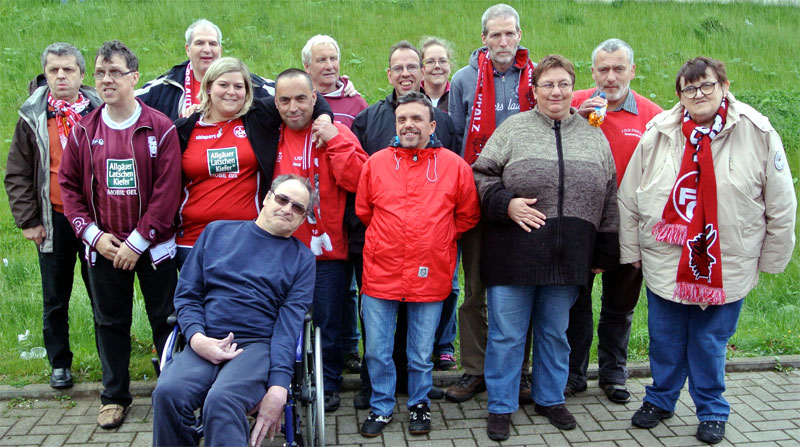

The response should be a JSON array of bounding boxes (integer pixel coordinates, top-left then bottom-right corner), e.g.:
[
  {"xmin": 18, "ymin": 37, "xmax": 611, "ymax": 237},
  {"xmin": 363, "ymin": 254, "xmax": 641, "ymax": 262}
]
[{"xmin": 434, "ymin": 353, "xmax": 457, "ymax": 370}]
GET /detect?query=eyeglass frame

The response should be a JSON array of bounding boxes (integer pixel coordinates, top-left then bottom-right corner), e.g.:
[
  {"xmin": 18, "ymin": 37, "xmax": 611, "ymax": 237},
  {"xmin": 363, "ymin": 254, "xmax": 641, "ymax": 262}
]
[
  {"xmin": 535, "ymin": 81, "xmax": 574, "ymax": 92},
  {"xmin": 269, "ymin": 190, "xmax": 309, "ymax": 216},
  {"xmin": 680, "ymin": 81, "xmax": 718, "ymax": 98},
  {"xmin": 92, "ymin": 69, "xmax": 135, "ymax": 80},
  {"xmin": 422, "ymin": 58, "xmax": 450, "ymax": 68},
  {"xmin": 389, "ymin": 64, "xmax": 420, "ymax": 74}
]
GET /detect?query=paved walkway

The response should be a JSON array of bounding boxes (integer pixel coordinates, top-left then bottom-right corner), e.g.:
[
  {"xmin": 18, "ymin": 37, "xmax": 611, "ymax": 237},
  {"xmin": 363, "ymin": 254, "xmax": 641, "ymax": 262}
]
[{"xmin": 1, "ymin": 363, "xmax": 798, "ymax": 446}]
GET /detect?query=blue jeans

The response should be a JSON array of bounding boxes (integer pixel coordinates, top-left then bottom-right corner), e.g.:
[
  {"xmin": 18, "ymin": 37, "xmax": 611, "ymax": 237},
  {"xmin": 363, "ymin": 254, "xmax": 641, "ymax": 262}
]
[
  {"xmin": 434, "ymin": 244, "xmax": 460, "ymax": 357},
  {"xmin": 362, "ymin": 294, "xmax": 442, "ymax": 416},
  {"xmin": 313, "ymin": 260, "xmax": 348, "ymax": 392},
  {"xmin": 485, "ymin": 284, "xmax": 579, "ymax": 414},
  {"xmin": 645, "ymin": 289, "xmax": 743, "ymax": 422}
]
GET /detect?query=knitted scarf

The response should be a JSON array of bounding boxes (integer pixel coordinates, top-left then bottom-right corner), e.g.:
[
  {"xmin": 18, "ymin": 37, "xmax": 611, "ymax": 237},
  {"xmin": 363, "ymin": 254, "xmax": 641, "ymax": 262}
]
[
  {"xmin": 463, "ymin": 48, "xmax": 534, "ymax": 165},
  {"xmin": 47, "ymin": 91, "xmax": 90, "ymax": 149},
  {"xmin": 652, "ymin": 98, "xmax": 727, "ymax": 304}
]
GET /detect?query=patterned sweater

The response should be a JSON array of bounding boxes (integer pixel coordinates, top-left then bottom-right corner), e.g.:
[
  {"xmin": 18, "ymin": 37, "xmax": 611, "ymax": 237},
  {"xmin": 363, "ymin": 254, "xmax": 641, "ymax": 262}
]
[{"xmin": 472, "ymin": 107, "xmax": 619, "ymax": 287}]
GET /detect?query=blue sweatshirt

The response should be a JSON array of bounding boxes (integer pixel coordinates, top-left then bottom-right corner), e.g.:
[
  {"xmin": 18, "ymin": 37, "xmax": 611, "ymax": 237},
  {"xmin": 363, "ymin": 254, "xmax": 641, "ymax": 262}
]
[{"xmin": 174, "ymin": 220, "xmax": 315, "ymax": 389}]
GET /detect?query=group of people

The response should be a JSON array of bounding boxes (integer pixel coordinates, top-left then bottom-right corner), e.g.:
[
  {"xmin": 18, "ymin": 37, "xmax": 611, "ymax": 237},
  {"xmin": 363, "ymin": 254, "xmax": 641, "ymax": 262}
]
[{"xmin": 5, "ymin": 3, "xmax": 796, "ymax": 446}]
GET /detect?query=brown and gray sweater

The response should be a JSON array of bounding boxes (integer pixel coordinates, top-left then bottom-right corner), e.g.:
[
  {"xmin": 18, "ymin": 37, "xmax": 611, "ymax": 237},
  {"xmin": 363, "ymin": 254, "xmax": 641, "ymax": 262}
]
[{"xmin": 472, "ymin": 106, "xmax": 619, "ymax": 287}]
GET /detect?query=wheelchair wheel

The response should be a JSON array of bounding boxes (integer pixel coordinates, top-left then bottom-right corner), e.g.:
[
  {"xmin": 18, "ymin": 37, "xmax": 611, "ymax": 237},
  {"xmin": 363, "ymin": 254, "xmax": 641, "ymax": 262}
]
[{"xmin": 303, "ymin": 324, "xmax": 325, "ymax": 446}]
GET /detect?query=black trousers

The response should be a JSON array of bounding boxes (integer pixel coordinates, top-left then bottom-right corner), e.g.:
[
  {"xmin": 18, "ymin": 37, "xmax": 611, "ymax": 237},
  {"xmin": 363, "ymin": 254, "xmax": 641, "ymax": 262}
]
[
  {"xmin": 566, "ymin": 263, "xmax": 643, "ymax": 387},
  {"xmin": 87, "ymin": 252, "xmax": 176, "ymax": 406},
  {"xmin": 38, "ymin": 211, "xmax": 95, "ymax": 369}
]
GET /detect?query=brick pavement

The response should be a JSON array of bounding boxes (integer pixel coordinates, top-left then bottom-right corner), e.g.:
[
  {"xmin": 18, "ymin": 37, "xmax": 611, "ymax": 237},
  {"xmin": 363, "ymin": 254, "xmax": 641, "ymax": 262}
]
[{"xmin": 1, "ymin": 368, "xmax": 798, "ymax": 446}]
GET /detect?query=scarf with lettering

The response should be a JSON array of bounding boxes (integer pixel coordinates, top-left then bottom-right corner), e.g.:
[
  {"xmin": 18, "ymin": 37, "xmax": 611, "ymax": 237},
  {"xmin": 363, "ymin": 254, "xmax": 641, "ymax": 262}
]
[
  {"xmin": 47, "ymin": 91, "xmax": 90, "ymax": 149},
  {"xmin": 463, "ymin": 48, "xmax": 534, "ymax": 164},
  {"xmin": 183, "ymin": 61, "xmax": 197, "ymax": 114},
  {"xmin": 652, "ymin": 98, "xmax": 727, "ymax": 305}
]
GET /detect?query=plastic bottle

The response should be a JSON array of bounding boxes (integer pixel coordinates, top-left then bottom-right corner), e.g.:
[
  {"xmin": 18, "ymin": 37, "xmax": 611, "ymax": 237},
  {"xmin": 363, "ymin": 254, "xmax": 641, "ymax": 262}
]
[{"xmin": 589, "ymin": 92, "xmax": 607, "ymax": 127}]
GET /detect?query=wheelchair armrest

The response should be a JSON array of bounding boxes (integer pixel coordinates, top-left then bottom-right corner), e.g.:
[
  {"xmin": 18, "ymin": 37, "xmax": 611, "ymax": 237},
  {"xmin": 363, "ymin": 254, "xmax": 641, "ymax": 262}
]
[{"xmin": 167, "ymin": 311, "xmax": 178, "ymax": 326}]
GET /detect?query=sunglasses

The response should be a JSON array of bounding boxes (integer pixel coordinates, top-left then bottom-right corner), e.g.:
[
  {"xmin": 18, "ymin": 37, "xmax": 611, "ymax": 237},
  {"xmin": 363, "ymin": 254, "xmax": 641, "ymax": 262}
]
[{"xmin": 271, "ymin": 192, "xmax": 308, "ymax": 216}]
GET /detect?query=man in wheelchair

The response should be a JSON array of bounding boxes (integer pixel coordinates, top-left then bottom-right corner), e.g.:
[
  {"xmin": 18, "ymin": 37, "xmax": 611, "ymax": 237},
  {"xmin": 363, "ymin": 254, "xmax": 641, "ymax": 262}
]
[{"xmin": 152, "ymin": 174, "xmax": 317, "ymax": 447}]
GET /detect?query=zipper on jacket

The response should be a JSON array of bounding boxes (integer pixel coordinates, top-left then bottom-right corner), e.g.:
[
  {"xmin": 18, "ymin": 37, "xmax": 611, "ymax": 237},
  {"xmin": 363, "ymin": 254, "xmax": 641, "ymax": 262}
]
[{"xmin": 553, "ymin": 120, "xmax": 564, "ymax": 282}]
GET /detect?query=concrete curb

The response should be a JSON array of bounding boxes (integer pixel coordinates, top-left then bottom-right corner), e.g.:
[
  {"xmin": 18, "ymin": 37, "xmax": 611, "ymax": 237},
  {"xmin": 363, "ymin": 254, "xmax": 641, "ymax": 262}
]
[{"xmin": 1, "ymin": 354, "xmax": 797, "ymax": 401}]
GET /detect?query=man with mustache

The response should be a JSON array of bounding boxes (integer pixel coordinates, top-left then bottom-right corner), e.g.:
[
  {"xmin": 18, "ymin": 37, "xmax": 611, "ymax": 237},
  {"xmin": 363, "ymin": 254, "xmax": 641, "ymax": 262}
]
[
  {"xmin": 566, "ymin": 38, "xmax": 663, "ymax": 404},
  {"xmin": 446, "ymin": 2, "xmax": 537, "ymax": 405},
  {"xmin": 5, "ymin": 42, "xmax": 102, "ymax": 391}
]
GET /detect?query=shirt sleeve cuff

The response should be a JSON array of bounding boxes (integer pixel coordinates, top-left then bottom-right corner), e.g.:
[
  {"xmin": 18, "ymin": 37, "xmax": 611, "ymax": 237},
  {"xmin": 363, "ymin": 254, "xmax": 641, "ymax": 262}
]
[
  {"xmin": 267, "ymin": 371, "xmax": 292, "ymax": 391},
  {"xmin": 82, "ymin": 224, "xmax": 104, "ymax": 248},
  {"xmin": 183, "ymin": 324, "xmax": 205, "ymax": 344},
  {"xmin": 125, "ymin": 229, "xmax": 152, "ymax": 255}
]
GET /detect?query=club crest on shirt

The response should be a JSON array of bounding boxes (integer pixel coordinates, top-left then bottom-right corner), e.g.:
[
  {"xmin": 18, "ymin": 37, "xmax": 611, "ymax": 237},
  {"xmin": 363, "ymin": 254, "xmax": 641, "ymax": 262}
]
[
  {"xmin": 233, "ymin": 125, "xmax": 247, "ymax": 138},
  {"xmin": 148, "ymin": 136, "xmax": 157, "ymax": 158}
]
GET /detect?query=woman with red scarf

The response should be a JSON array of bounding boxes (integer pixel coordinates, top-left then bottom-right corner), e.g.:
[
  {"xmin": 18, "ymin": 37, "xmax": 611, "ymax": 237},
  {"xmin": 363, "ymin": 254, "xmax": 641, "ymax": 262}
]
[{"xmin": 618, "ymin": 57, "xmax": 796, "ymax": 445}]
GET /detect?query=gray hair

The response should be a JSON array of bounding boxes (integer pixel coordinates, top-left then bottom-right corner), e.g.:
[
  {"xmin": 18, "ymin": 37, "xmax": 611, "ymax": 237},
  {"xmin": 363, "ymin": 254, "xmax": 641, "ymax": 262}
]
[
  {"xmin": 591, "ymin": 38, "xmax": 634, "ymax": 66},
  {"xmin": 41, "ymin": 42, "xmax": 86, "ymax": 74},
  {"xmin": 185, "ymin": 19, "xmax": 222, "ymax": 46},
  {"xmin": 301, "ymin": 35, "xmax": 340, "ymax": 66},
  {"xmin": 481, "ymin": 3, "xmax": 520, "ymax": 36},
  {"xmin": 270, "ymin": 174, "xmax": 318, "ymax": 215}
]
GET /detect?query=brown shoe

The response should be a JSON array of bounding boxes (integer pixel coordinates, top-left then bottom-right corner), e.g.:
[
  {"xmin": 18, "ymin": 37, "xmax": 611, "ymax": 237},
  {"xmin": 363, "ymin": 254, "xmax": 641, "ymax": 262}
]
[
  {"xmin": 535, "ymin": 403, "xmax": 576, "ymax": 430},
  {"xmin": 445, "ymin": 373, "xmax": 485, "ymax": 402},
  {"xmin": 97, "ymin": 404, "xmax": 129, "ymax": 429},
  {"xmin": 487, "ymin": 412, "xmax": 511, "ymax": 441}
]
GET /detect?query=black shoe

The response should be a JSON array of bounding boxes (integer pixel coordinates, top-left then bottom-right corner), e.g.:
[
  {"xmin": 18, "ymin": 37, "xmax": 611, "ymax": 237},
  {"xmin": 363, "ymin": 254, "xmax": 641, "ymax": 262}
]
[
  {"xmin": 535, "ymin": 403, "xmax": 577, "ymax": 430},
  {"xmin": 354, "ymin": 384, "xmax": 371, "ymax": 409},
  {"xmin": 563, "ymin": 380, "xmax": 587, "ymax": 397},
  {"xmin": 444, "ymin": 373, "xmax": 485, "ymax": 402},
  {"xmin": 408, "ymin": 403, "xmax": 431, "ymax": 435},
  {"xmin": 324, "ymin": 391, "xmax": 340, "ymax": 412},
  {"xmin": 631, "ymin": 401, "xmax": 674, "ymax": 429},
  {"xmin": 360, "ymin": 412, "xmax": 392, "ymax": 437},
  {"xmin": 519, "ymin": 372, "xmax": 533, "ymax": 404},
  {"xmin": 601, "ymin": 382, "xmax": 631, "ymax": 404},
  {"xmin": 428, "ymin": 386, "xmax": 444, "ymax": 400},
  {"xmin": 50, "ymin": 367, "xmax": 73, "ymax": 389},
  {"xmin": 343, "ymin": 352, "xmax": 362, "ymax": 374},
  {"xmin": 487, "ymin": 412, "xmax": 511, "ymax": 441},
  {"xmin": 696, "ymin": 420, "xmax": 726, "ymax": 444}
]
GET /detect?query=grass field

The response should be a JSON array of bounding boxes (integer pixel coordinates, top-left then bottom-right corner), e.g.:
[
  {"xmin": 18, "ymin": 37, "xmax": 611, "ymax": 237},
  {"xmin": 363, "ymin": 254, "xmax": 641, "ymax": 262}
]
[{"xmin": 0, "ymin": 0, "xmax": 798, "ymax": 386}]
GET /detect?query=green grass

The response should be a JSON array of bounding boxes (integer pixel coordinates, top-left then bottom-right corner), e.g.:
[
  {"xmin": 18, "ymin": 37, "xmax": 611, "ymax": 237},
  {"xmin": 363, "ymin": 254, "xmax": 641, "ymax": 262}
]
[{"xmin": 0, "ymin": 0, "xmax": 799, "ymax": 385}]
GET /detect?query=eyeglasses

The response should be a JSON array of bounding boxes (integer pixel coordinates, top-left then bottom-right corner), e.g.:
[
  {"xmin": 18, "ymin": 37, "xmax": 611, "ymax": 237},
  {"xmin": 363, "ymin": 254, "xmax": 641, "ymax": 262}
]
[
  {"xmin": 423, "ymin": 58, "xmax": 450, "ymax": 68},
  {"xmin": 271, "ymin": 192, "xmax": 308, "ymax": 216},
  {"xmin": 680, "ymin": 81, "xmax": 718, "ymax": 98},
  {"xmin": 536, "ymin": 81, "xmax": 573, "ymax": 92},
  {"xmin": 390, "ymin": 64, "xmax": 420, "ymax": 74},
  {"xmin": 93, "ymin": 69, "xmax": 134, "ymax": 80}
]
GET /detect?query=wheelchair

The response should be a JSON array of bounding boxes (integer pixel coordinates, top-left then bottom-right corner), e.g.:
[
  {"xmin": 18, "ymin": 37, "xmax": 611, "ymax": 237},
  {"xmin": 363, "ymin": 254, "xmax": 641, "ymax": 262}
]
[{"xmin": 153, "ymin": 312, "xmax": 326, "ymax": 447}]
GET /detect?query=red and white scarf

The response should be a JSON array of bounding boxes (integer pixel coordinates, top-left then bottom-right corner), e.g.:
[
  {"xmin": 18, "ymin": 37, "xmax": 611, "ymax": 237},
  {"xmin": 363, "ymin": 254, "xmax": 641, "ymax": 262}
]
[
  {"xmin": 463, "ymin": 48, "xmax": 534, "ymax": 165},
  {"xmin": 652, "ymin": 99, "xmax": 728, "ymax": 305},
  {"xmin": 47, "ymin": 91, "xmax": 90, "ymax": 149},
  {"xmin": 183, "ymin": 61, "xmax": 197, "ymax": 114}
]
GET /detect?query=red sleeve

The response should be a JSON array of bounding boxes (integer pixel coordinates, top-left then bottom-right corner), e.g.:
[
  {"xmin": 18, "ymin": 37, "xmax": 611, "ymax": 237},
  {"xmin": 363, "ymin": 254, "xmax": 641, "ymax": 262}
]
[
  {"xmin": 454, "ymin": 157, "xmax": 481, "ymax": 239},
  {"xmin": 323, "ymin": 123, "xmax": 368, "ymax": 193},
  {"xmin": 58, "ymin": 126, "xmax": 95, "ymax": 238},
  {"xmin": 135, "ymin": 124, "xmax": 181, "ymax": 242},
  {"xmin": 355, "ymin": 156, "xmax": 373, "ymax": 226}
]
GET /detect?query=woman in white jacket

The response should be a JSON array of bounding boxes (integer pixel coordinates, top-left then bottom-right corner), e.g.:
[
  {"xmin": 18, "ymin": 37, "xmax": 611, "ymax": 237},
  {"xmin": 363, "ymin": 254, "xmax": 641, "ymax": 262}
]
[{"xmin": 618, "ymin": 56, "xmax": 796, "ymax": 445}]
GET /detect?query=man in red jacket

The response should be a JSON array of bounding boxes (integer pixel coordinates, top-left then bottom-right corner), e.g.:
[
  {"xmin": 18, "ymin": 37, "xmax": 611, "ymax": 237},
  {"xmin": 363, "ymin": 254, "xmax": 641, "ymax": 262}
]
[
  {"xmin": 58, "ymin": 40, "xmax": 181, "ymax": 430},
  {"xmin": 356, "ymin": 92, "xmax": 480, "ymax": 437},
  {"xmin": 272, "ymin": 68, "xmax": 368, "ymax": 413},
  {"xmin": 566, "ymin": 38, "xmax": 663, "ymax": 404}
]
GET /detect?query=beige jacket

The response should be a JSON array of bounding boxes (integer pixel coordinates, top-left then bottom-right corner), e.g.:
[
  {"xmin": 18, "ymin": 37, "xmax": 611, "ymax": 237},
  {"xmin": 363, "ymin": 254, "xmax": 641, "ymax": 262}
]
[{"xmin": 618, "ymin": 93, "xmax": 796, "ymax": 305}]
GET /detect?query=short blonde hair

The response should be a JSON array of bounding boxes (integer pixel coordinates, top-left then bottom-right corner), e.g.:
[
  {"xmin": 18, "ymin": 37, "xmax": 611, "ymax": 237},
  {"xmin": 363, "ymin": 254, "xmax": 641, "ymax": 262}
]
[{"xmin": 197, "ymin": 57, "xmax": 253, "ymax": 119}]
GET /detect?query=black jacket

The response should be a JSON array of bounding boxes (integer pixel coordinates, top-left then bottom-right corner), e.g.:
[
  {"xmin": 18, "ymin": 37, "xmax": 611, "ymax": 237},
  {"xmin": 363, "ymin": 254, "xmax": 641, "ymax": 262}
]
[
  {"xmin": 174, "ymin": 95, "xmax": 332, "ymax": 205},
  {"xmin": 137, "ymin": 60, "xmax": 274, "ymax": 122}
]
